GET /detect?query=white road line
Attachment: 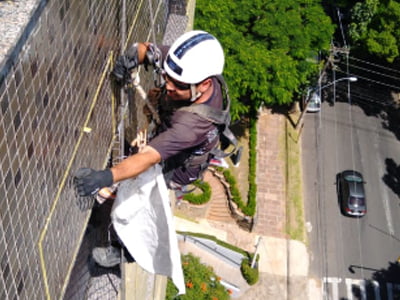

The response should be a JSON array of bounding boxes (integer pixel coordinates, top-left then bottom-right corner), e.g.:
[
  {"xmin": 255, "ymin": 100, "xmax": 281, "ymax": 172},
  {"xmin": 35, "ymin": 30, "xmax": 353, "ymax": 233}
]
[
  {"xmin": 371, "ymin": 280, "xmax": 381, "ymax": 300},
  {"xmin": 345, "ymin": 278, "xmax": 366, "ymax": 300},
  {"xmin": 323, "ymin": 277, "xmax": 400, "ymax": 300},
  {"xmin": 374, "ymin": 128, "xmax": 395, "ymax": 236},
  {"xmin": 324, "ymin": 277, "xmax": 341, "ymax": 299}
]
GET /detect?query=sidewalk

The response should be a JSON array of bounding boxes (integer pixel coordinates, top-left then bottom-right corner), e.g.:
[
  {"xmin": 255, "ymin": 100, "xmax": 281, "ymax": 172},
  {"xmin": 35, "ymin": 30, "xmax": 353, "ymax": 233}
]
[{"xmin": 174, "ymin": 109, "xmax": 320, "ymax": 299}]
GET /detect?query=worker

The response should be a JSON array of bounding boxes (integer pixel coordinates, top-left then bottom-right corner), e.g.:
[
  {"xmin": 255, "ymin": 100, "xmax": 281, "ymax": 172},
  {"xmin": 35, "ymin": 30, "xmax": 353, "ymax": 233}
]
[{"xmin": 74, "ymin": 30, "xmax": 235, "ymax": 267}]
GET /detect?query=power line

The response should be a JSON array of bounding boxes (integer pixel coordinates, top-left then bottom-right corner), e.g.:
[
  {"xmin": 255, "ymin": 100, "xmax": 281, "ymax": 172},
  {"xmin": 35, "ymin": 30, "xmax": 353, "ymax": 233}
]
[
  {"xmin": 348, "ymin": 56, "xmax": 400, "ymax": 75},
  {"xmin": 344, "ymin": 62, "xmax": 400, "ymax": 82},
  {"xmin": 336, "ymin": 69, "xmax": 400, "ymax": 91}
]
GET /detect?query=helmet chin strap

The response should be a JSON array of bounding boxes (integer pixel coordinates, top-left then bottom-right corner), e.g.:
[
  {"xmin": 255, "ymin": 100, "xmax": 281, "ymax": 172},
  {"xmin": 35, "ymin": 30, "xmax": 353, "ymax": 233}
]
[{"xmin": 190, "ymin": 84, "xmax": 202, "ymax": 102}]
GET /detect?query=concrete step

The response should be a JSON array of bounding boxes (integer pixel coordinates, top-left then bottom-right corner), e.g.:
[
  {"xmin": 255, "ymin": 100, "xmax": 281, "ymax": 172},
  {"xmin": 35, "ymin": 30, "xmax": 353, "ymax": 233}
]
[
  {"xmin": 209, "ymin": 206, "xmax": 229, "ymax": 213},
  {"xmin": 204, "ymin": 171, "xmax": 236, "ymax": 224},
  {"xmin": 207, "ymin": 214, "xmax": 234, "ymax": 223}
]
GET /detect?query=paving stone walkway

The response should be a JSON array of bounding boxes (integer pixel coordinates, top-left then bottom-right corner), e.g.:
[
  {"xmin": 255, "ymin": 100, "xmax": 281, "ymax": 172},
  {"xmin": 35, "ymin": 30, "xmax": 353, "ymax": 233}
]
[{"xmin": 252, "ymin": 110, "xmax": 287, "ymax": 237}]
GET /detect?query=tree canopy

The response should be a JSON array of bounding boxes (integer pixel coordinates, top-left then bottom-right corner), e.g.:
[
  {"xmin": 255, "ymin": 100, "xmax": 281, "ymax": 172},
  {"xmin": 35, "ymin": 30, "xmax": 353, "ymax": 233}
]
[
  {"xmin": 348, "ymin": 0, "xmax": 400, "ymax": 63},
  {"xmin": 194, "ymin": 0, "xmax": 335, "ymax": 119}
]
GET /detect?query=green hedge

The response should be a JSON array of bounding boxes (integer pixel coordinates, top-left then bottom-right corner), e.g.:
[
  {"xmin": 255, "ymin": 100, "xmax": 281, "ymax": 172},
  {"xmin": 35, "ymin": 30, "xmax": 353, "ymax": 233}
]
[
  {"xmin": 216, "ymin": 115, "xmax": 257, "ymax": 217},
  {"xmin": 222, "ymin": 168, "xmax": 252, "ymax": 216},
  {"xmin": 247, "ymin": 116, "xmax": 258, "ymax": 216},
  {"xmin": 182, "ymin": 180, "xmax": 211, "ymax": 205},
  {"xmin": 240, "ymin": 258, "xmax": 259, "ymax": 285}
]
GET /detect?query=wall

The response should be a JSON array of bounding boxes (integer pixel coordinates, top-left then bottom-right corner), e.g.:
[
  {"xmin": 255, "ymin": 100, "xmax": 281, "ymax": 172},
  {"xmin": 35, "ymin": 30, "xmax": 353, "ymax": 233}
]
[{"xmin": 0, "ymin": 0, "xmax": 190, "ymax": 299}]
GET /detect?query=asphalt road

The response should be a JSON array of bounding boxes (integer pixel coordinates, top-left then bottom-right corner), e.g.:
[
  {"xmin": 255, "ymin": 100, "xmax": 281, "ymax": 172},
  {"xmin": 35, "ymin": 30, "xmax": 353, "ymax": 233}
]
[{"xmin": 302, "ymin": 100, "xmax": 400, "ymax": 299}]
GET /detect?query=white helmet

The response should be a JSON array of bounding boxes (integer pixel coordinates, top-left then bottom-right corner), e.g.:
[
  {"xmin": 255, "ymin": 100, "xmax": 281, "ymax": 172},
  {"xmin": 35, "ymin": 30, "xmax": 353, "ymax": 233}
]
[{"xmin": 163, "ymin": 30, "xmax": 225, "ymax": 84}]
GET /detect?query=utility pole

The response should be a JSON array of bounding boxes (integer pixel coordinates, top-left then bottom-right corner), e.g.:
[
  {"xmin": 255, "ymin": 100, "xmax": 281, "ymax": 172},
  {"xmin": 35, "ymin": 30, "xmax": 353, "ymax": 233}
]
[
  {"xmin": 251, "ymin": 236, "xmax": 262, "ymax": 268},
  {"xmin": 295, "ymin": 44, "xmax": 350, "ymax": 130},
  {"xmin": 295, "ymin": 58, "xmax": 330, "ymax": 130}
]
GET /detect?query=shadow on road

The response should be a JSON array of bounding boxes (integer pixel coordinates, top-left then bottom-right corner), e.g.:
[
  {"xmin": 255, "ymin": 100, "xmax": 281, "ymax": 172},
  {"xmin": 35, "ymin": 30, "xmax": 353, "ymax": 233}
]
[{"xmin": 382, "ymin": 158, "xmax": 400, "ymax": 199}]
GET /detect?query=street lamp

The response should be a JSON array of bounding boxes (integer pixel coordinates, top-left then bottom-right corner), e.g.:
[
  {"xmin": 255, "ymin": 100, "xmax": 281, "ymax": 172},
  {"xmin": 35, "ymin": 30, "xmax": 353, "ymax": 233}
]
[
  {"xmin": 318, "ymin": 76, "xmax": 357, "ymax": 92},
  {"xmin": 296, "ymin": 76, "xmax": 358, "ymax": 128},
  {"xmin": 306, "ymin": 76, "xmax": 358, "ymax": 112}
]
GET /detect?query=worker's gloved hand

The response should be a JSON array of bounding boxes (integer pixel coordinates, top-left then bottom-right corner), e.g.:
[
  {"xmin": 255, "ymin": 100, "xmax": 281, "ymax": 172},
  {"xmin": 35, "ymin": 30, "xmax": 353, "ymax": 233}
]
[
  {"xmin": 112, "ymin": 43, "xmax": 139, "ymax": 84},
  {"xmin": 74, "ymin": 168, "xmax": 113, "ymax": 197},
  {"xmin": 144, "ymin": 44, "xmax": 162, "ymax": 71}
]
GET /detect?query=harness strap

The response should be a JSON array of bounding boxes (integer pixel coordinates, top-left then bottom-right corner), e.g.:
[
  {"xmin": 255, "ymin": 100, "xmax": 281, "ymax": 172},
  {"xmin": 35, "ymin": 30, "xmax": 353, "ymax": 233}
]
[
  {"xmin": 210, "ymin": 126, "xmax": 239, "ymax": 158},
  {"xmin": 177, "ymin": 75, "xmax": 239, "ymax": 159},
  {"xmin": 179, "ymin": 103, "xmax": 230, "ymax": 125}
]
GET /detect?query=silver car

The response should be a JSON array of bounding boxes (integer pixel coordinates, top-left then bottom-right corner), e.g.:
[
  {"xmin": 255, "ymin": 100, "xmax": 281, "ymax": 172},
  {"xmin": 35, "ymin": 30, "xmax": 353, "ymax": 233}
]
[
  {"xmin": 336, "ymin": 170, "xmax": 367, "ymax": 217},
  {"xmin": 306, "ymin": 91, "xmax": 321, "ymax": 112}
]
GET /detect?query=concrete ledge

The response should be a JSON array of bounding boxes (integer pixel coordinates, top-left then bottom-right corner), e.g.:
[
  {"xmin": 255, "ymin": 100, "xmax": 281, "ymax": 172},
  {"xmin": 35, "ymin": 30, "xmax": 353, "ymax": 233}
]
[{"xmin": 257, "ymin": 236, "xmax": 308, "ymax": 276}]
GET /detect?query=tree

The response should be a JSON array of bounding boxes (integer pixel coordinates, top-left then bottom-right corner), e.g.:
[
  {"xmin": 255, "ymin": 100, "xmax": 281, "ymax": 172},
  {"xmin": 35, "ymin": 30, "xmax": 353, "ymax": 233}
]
[
  {"xmin": 195, "ymin": 0, "xmax": 334, "ymax": 119},
  {"xmin": 165, "ymin": 253, "xmax": 230, "ymax": 300},
  {"xmin": 348, "ymin": 0, "xmax": 379, "ymax": 41},
  {"xmin": 349, "ymin": 0, "xmax": 400, "ymax": 63}
]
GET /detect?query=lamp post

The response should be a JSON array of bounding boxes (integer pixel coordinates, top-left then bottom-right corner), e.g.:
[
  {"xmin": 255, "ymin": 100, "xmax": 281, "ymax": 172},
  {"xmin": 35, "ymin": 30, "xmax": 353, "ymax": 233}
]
[
  {"xmin": 317, "ymin": 76, "xmax": 357, "ymax": 92},
  {"xmin": 295, "ymin": 76, "xmax": 358, "ymax": 129}
]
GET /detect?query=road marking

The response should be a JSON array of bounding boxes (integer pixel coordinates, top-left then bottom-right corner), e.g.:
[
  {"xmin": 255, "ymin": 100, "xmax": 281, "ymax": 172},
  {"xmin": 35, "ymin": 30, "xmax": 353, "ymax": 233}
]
[
  {"xmin": 374, "ymin": 131, "xmax": 395, "ymax": 236},
  {"xmin": 306, "ymin": 221, "xmax": 312, "ymax": 233},
  {"xmin": 345, "ymin": 278, "xmax": 366, "ymax": 300},
  {"xmin": 324, "ymin": 277, "xmax": 341, "ymax": 299},
  {"xmin": 371, "ymin": 280, "xmax": 381, "ymax": 300},
  {"xmin": 323, "ymin": 277, "xmax": 400, "ymax": 300},
  {"xmin": 379, "ymin": 163, "xmax": 395, "ymax": 236}
]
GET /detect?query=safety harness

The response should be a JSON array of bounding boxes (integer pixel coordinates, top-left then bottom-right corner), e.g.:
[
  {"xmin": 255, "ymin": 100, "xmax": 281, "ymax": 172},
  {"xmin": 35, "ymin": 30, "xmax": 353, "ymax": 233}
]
[{"xmin": 177, "ymin": 75, "xmax": 242, "ymax": 174}]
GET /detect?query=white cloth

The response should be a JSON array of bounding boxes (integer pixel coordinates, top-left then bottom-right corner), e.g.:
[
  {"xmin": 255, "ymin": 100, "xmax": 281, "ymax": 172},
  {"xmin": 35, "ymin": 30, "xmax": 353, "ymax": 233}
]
[{"xmin": 111, "ymin": 165, "xmax": 185, "ymax": 295}]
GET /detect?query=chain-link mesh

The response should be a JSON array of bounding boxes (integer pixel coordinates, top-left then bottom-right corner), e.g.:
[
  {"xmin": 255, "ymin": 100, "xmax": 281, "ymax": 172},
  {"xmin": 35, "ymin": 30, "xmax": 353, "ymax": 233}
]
[{"xmin": 0, "ymin": 0, "xmax": 190, "ymax": 299}]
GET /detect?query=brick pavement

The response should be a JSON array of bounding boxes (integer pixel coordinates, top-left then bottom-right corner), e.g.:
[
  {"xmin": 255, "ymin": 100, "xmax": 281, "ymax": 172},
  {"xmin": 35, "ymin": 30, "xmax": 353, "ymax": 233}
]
[{"xmin": 252, "ymin": 109, "xmax": 287, "ymax": 237}]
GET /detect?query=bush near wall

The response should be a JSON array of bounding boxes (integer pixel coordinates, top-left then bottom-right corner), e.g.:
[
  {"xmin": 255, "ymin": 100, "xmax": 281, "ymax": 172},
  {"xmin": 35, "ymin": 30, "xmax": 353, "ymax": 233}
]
[
  {"xmin": 240, "ymin": 257, "xmax": 259, "ymax": 285},
  {"xmin": 247, "ymin": 115, "xmax": 258, "ymax": 216},
  {"xmin": 182, "ymin": 180, "xmax": 212, "ymax": 204},
  {"xmin": 217, "ymin": 115, "xmax": 257, "ymax": 217}
]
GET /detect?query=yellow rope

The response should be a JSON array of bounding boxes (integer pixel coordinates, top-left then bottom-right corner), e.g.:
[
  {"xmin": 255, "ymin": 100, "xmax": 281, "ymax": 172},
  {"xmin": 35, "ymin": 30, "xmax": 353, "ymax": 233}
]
[
  {"xmin": 124, "ymin": 0, "xmax": 145, "ymax": 51},
  {"xmin": 38, "ymin": 52, "xmax": 114, "ymax": 300}
]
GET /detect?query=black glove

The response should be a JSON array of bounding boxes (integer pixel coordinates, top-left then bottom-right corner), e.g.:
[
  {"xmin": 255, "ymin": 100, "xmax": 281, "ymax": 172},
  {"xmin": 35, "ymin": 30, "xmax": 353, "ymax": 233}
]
[
  {"xmin": 112, "ymin": 44, "xmax": 139, "ymax": 84},
  {"xmin": 144, "ymin": 44, "xmax": 162, "ymax": 71},
  {"xmin": 74, "ymin": 168, "xmax": 113, "ymax": 197}
]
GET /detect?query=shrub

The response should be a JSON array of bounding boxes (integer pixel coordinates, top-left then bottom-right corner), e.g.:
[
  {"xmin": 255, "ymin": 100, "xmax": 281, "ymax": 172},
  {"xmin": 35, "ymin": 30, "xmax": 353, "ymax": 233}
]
[
  {"xmin": 182, "ymin": 180, "xmax": 211, "ymax": 205},
  {"xmin": 247, "ymin": 115, "xmax": 257, "ymax": 216},
  {"xmin": 240, "ymin": 258, "xmax": 259, "ymax": 286},
  {"xmin": 214, "ymin": 113, "xmax": 257, "ymax": 217}
]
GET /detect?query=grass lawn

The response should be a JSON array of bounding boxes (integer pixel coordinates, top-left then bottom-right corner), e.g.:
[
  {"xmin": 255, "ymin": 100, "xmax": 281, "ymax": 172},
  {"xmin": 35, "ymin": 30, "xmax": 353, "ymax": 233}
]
[{"xmin": 285, "ymin": 109, "xmax": 307, "ymax": 244}]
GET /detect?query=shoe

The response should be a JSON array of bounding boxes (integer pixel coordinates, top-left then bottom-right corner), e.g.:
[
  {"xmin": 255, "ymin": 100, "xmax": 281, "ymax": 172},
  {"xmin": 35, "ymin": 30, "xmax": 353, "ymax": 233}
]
[{"xmin": 92, "ymin": 245, "xmax": 121, "ymax": 267}]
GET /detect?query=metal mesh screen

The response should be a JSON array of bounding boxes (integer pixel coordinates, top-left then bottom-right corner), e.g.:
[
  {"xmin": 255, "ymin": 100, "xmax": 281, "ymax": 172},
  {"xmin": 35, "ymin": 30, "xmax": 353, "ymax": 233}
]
[{"xmin": 0, "ymin": 0, "xmax": 190, "ymax": 299}]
